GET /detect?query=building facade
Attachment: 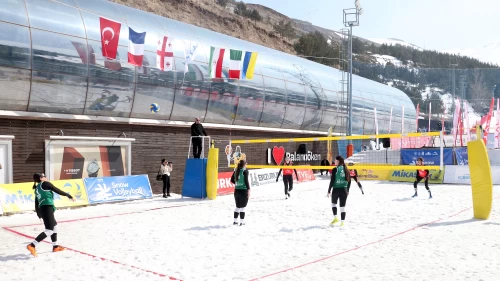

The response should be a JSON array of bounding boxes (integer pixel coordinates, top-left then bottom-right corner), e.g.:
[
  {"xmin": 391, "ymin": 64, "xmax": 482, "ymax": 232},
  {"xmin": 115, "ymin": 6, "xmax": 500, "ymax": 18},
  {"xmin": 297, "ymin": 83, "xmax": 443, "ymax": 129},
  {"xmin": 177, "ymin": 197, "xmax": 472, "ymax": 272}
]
[{"xmin": 0, "ymin": 0, "xmax": 415, "ymax": 192}]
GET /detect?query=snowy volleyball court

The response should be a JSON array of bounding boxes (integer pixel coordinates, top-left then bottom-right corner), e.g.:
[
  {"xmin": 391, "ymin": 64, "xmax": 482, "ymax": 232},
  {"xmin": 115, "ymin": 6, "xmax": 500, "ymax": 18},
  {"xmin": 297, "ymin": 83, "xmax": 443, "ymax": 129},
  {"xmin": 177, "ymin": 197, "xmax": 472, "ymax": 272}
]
[{"xmin": 1, "ymin": 178, "xmax": 499, "ymax": 281}]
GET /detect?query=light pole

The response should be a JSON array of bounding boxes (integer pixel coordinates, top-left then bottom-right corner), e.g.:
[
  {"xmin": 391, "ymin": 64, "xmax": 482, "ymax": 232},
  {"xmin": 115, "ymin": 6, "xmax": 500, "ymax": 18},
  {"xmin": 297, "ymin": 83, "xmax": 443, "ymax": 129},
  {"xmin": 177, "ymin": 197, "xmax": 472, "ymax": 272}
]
[{"xmin": 343, "ymin": 1, "xmax": 362, "ymax": 137}]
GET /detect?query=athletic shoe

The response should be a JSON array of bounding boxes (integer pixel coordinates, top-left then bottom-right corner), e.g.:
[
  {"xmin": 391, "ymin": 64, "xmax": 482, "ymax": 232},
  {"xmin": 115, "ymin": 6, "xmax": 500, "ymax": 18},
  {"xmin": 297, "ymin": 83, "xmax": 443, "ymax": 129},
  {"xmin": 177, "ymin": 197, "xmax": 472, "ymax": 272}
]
[
  {"xmin": 167, "ymin": 194, "xmax": 171, "ymax": 197},
  {"xmin": 163, "ymin": 194, "xmax": 167, "ymax": 198},
  {"xmin": 26, "ymin": 244, "xmax": 37, "ymax": 257},
  {"xmin": 288, "ymin": 193, "xmax": 291, "ymax": 198},
  {"xmin": 53, "ymin": 246, "xmax": 66, "ymax": 252},
  {"xmin": 330, "ymin": 217, "xmax": 339, "ymax": 225},
  {"xmin": 412, "ymin": 193, "xmax": 418, "ymax": 198},
  {"xmin": 340, "ymin": 221, "xmax": 345, "ymax": 227},
  {"xmin": 233, "ymin": 222, "xmax": 238, "ymax": 225},
  {"xmin": 240, "ymin": 223, "xmax": 245, "ymax": 226},
  {"xmin": 360, "ymin": 188, "xmax": 364, "ymax": 195}
]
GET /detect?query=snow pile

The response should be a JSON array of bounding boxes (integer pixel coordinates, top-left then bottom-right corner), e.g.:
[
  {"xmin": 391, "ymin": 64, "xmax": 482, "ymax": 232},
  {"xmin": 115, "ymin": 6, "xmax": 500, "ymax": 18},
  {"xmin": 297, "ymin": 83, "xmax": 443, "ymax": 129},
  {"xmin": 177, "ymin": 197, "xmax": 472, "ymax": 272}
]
[
  {"xmin": 368, "ymin": 38, "xmax": 424, "ymax": 51},
  {"xmin": 371, "ymin": 54, "xmax": 404, "ymax": 67},
  {"xmin": 443, "ymin": 41, "xmax": 500, "ymax": 66},
  {"xmin": 1, "ymin": 179, "xmax": 499, "ymax": 281}
]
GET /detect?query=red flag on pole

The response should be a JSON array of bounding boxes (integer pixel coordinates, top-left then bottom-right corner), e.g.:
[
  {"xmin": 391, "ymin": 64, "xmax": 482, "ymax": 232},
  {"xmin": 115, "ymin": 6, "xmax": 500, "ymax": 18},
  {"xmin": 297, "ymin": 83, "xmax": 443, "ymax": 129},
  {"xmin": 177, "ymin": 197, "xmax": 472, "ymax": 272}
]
[
  {"xmin": 100, "ymin": 17, "xmax": 121, "ymax": 60},
  {"xmin": 483, "ymin": 97, "xmax": 495, "ymax": 145}
]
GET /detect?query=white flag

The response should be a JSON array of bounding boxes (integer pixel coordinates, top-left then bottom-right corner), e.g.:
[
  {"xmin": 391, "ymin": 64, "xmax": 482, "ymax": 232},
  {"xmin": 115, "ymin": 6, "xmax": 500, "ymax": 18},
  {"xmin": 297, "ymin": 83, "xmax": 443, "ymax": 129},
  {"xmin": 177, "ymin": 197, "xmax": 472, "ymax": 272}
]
[
  {"xmin": 183, "ymin": 40, "xmax": 199, "ymax": 73},
  {"xmin": 156, "ymin": 36, "xmax": 174, "ymax": 71}
]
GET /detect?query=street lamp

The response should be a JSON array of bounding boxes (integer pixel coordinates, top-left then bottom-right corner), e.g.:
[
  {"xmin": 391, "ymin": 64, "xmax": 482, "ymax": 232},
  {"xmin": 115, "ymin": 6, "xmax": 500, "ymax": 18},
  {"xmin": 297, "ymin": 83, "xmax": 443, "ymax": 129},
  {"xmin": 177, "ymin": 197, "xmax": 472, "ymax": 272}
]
[{"xmin": 343, "ymin": 1, "xmax": 362, "ymax": 137}]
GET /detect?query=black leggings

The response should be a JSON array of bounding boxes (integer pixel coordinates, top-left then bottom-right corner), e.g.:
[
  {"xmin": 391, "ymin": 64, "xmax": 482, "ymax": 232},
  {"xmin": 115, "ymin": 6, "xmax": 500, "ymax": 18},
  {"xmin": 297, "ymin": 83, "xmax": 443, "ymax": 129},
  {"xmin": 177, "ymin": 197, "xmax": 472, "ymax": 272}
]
[
  {"xmin": 347, "ymin": 177, "xmax": 361, "ymax": 190},
  {"xmin": 283, "ymin": 175, "xmax": 293, "ymax": 195},
  {"xmin": 162, "ymin": 175, "xmax": 171, "ymax": 195},
  {"xmin": 34, "ymin": 205, "xmax": 58, "ymax": 244},
  {"xmin": 234, "ymin": 189, "xmax": 249, "ymax": 208},
  {"xmin": 414, "ymin": 176, "xmax": 429, "ymax": 190},
  {"xmin": 331, "ymin": 188, "xmax": 348, "ymax": 207}
]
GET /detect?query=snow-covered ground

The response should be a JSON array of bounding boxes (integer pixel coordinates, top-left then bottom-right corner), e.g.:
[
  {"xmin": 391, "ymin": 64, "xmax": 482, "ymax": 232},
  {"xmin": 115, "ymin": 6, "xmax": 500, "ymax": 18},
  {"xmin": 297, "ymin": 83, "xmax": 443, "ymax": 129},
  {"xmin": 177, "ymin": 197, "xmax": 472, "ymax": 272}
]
[
  {"xmin": 1, "ymin": 178, "xmax": 500, "ymax": 281},
  {"xmin": 368, "ymin": 38, "xmax": 424, "ymax": 51}
]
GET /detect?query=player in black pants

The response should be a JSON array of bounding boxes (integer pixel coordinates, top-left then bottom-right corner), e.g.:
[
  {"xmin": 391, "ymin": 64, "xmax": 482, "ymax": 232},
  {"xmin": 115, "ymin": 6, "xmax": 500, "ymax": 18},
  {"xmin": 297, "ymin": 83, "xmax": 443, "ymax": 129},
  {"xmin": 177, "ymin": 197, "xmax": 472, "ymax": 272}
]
[
  {"xmin": 412, "ymin": 157, "xmax": 432, "ymax": 199},
  {"xmin": 231, "ymin": 160, "xmax": 250, "ymax": 226},
  {"xmin": 347, "ymin": 162, "xmax": 364, "ymax": 194},
  {"xmin": 328, "ymin": 156, "xmax": 351, "ymax": 226},
  {"xmin": 27, "ymin": 173, "xmax": 75, "ymax": 257},
  {"xmin": 276, "ymin": 157, "xmax": 298, "ymax": 199}
]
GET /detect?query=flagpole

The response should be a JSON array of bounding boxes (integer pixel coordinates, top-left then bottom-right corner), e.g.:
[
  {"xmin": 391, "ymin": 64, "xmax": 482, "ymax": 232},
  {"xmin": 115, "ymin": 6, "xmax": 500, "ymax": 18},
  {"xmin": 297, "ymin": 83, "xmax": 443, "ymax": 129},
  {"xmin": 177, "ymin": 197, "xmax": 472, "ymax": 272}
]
[
  {"xmin": 428, "ymin": 102, "xmax": 431, "ymax": 132},
  {"xmin": 388, "ymin": 107, "xmax": 393, "ymax": 133}
]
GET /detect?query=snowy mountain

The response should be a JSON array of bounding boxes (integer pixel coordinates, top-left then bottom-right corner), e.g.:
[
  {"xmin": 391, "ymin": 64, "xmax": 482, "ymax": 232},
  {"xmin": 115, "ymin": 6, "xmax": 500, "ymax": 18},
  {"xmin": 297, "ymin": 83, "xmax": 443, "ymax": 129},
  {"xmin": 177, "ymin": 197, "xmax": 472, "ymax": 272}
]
[
  {"xmin": 442, "ymin": 41, "xmax": 500, "ymax": 66},
  {"xmin": 368, "ymin": 38, "xmax": 424, "ymax": 51}
]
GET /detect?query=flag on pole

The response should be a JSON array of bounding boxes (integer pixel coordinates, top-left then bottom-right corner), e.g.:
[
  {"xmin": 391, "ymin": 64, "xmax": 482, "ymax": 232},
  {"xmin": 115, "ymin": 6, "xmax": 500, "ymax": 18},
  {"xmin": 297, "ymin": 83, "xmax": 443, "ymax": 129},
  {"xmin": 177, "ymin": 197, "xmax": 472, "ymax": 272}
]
[
  {"xmin": 99, "ymin": 17, "xmax": 121, "ymax": 59},
  {"xmin": 388, "ymin": 107, "xmax": 393, "ymax": 133},
  {"xmin": 483, "ymin": 97, "xmax": 495, "ymax": 145},
  {"xmin": 156, "ymin": 36, "xmax": 174, "ymax": 71},
  {"xmin": 242, "ymin": 51, "xmax": 258, "ymax": 80},
  {"xmin": 452, "ymin": 98, "xmax": 461, "ymax": 146},
  {"xmin": 495, "ymin": 99, "xmax": 500, "ymax": 148},
  {"xmin": 464, "ymin": 100, "xmax": 470, "ymax": 142},
  {"xmin": 401, "ymin": 106, "xmax": 405, "ymax": 134},
  {"xmin": 428, "ymin": 103, "xmax": 432, "ymax": 132},
  {"xmin": 416, "ymin": 103, "xmax": 420, "ymax": 132},
  {"xmin": 229, "ymin": 49, "xmax": 243, "ymax": 79},
  {"xmin": 127, "ymin": 28, "xmax": 146, "ymax": 66},
  {"xmin": 183, "ymin": 40, "xmax": 199, "ymax": 73},
  {"xmin": 209, "ymin": 47, "xmax": 225, "ymax": 78},
  {"xmin": 374, "ymin": 107, "xmax": 379, "ymax": 149}
]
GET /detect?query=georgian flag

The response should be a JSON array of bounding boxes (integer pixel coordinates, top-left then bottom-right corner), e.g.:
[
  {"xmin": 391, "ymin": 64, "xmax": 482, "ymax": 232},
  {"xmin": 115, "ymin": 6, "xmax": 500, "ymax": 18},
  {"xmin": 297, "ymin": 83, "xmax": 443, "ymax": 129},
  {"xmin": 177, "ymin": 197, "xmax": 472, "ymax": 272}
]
[
  {"xmin": 157, "ymin": 36, "xmax": 174, "ymax": 71},
  {"xmin": 127, "ymin": 27, "xmax": 146, "ymax": 66}
]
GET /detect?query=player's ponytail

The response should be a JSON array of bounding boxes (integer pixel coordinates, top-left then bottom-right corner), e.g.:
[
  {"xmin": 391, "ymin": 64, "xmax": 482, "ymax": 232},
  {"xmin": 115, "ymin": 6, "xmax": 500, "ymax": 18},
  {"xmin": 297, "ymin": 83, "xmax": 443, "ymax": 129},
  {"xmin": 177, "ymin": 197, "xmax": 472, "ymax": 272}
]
[
  {"xmin": 32, "ymin": 173, "xmax": 42, "ymax": 189},
  {"xmin": 336, "ymin": 156, "xmax": 351, "ymax": 181},
  {"xmin": 235, "ymin": 159, "xmax": 245, "ymax": 181}
]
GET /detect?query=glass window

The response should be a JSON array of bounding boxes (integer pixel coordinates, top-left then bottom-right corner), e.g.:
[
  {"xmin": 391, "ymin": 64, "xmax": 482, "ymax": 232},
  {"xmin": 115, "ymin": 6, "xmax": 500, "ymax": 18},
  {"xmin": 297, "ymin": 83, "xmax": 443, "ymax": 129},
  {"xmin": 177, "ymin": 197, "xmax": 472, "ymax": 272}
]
[
  {"xmin": 25, "ymin": 0, "xmax": 86, "ymax": 38},
  {"xmin": 80, "ymin": 10, "xmax": 129, "ymax": 47},
  {"xmin": 318, "ymin": 90, "xmax": 338, "ymax": 131},
  {"xmin": 29, "ymin": 71, "xmax": 87, "ymax": 114},
  {"xmin": 88, "ymin": 40, "xmax": 135, "ymax": 83},
  {"xmin": 233, "ymin": 75, "xmax": 265, "ymax": 126},
  {"xmin": 131, "ymin": 85, "xmax": 175, "ymax": 119},
  {"xmin": 282, "ymin": 81, "xmax": 305, "ymax": 129},
  {"xmin": 136, "ymin": 51, "xmax": 176, "ymax": 87},
  {"xmin": 0, "ymin": 66, "xmax": 30, "ymax": 110},
  {"xmin": 0, "ymin": 0, "xmax": 29, "ymax": 26},
  {"xmin": 54, "ymin": 0, "xmax": 77, "ymax": 6},
  {"xmin": 204, "ymin": 78, "xmax": 238, "ymax": 124},
  {"xmin": 170, "ymin": 83, "xmax": 210, "ymax": 122},
  {"xmin": 302, "ymin": 85, "xmax": 323, "ymax": 131},
  {"xmin": 74, "ymin": 0, "xmax": 122, "ymax": 17},
  {"xmin": 0, "ymin": 22, "xmax": 30, "ymax": 69},
  {"xmin": 31, "ymin": 29, "xmax": 88, "ymax": 77},
  {"xmin": 170, "ymin": 62, "xmax": 210, "ymax": 122},
  {"xmin": 84, "ymin": 78, "xmax": 133, "ymax": 117},
  {"xmin": 259, "ymin": 77, "xmax": 286, "ymax": 128}
]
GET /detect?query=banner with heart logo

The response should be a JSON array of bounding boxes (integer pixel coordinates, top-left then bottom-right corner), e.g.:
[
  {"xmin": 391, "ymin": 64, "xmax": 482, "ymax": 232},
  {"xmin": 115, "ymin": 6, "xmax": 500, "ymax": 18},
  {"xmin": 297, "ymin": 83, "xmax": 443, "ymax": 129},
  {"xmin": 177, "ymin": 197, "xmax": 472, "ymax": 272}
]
[{"xmin": 272, "ymin": 146, "xmax": 285, "ymax": 164}]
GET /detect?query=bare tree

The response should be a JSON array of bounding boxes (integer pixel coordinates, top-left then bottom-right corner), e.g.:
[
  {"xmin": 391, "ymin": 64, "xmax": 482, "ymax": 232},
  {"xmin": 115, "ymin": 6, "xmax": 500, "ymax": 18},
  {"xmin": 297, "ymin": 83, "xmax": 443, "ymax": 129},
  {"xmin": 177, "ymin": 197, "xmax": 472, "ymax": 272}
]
[{"xmin": 468, "ymin": 69, "xmax": 492, "ymax": 112}]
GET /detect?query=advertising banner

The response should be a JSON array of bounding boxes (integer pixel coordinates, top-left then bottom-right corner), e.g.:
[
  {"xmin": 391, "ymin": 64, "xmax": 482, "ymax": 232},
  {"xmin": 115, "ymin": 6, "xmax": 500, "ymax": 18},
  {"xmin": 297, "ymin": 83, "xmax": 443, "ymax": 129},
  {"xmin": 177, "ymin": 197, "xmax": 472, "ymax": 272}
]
[
  {"xmin": 84, "ymin": 175, "xmax": 152, "ymax": 204},
  {"xmin": 296, "ymin": 169, "xmax": 316, "ymax": 182},
  {"xmin": 390, "ymin": 136, "xmax": 432, "ymax": 150},
  {"xmin": 0, "ymin": 179, "xmax": 88, "ymax": 214},
  {"xmin": 400, "ymin": 148, "xmax": 453, "ymax": 165},
  {"xmin": 444, "ymin": 166, "xmax": 500, "ymax": 184},
  {"xmin": 0, "ymin": 144, "xmax": 5, "ymax": 184},
  {"xmin": 355, "ymin": 168, "xmax": 390, "ymax": 181},
  {"xmin": 388, "ymin": 169, "xmax": 444, "ymax": 183},
  {"xmin": 50, "ymin": 145, "xmax": 128, "ymax": 180},
  {"xmin": 217, "ymin": 172, "xmax": 235, "ymax": 196},
  {"xmin": 454, "ymin": 147, "xmax": 468, "ymax": 165}
]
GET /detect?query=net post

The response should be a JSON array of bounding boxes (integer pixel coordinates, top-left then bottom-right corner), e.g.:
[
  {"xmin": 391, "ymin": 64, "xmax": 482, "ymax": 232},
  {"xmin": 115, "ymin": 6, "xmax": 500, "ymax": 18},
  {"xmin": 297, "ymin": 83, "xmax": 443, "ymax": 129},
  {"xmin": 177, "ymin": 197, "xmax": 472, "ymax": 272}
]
[
  {"xmin": 440, "ymin": 131, "xmax": 444, "ymax": 170},
  {"xmin": 188, "ymin": 136, "xmax": 192, "ymax": 159}
]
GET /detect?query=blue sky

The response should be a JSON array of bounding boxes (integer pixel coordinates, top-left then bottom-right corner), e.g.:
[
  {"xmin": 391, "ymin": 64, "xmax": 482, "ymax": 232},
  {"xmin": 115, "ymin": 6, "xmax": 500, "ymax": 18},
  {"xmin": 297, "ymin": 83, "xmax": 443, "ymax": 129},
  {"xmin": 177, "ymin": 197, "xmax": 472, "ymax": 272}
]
[{"xmin": 244, "ymin": 0, "xmax": 499, "ymax": 51}]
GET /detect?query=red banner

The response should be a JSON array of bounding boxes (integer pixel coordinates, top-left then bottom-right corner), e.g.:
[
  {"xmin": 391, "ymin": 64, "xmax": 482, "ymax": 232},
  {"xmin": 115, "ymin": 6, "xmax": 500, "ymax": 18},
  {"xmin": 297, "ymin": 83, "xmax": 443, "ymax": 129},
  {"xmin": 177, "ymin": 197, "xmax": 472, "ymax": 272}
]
[
  {"xmin": 389, "ymin": 136, "xmax": 432, "ymax": 150},
  {"xmin": 217, "ymin": 172, "xmax": 235, "ymax": 196},
  {"xmin": 483, "ymin": 98, "xmax": 495, "ymax": 145}
]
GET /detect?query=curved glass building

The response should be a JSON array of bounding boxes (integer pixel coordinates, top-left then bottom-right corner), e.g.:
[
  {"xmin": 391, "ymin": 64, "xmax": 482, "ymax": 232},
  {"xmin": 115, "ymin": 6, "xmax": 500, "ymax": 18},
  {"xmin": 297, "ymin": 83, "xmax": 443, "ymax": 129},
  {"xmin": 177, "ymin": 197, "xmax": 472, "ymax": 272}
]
[{"xmin": 0, "ymin": 0, "xmax": 416, "ymax": 134}]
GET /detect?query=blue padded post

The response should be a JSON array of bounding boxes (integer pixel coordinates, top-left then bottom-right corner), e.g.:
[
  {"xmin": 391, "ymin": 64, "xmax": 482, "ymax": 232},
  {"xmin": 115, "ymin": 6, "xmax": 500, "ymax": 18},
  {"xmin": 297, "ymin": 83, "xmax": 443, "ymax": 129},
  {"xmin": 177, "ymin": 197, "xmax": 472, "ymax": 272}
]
[{"xmin": 181, "ymin": 158, "xmax": 207, "ymax": 199}]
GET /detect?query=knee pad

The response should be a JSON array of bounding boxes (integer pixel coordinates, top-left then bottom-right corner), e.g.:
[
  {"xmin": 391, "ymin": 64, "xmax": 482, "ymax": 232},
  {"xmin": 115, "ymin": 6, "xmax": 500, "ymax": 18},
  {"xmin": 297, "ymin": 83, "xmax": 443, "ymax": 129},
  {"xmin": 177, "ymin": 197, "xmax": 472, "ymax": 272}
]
[
  {"xmin": 53, "ymin": 225, "xmax": 58, "ymax": 234},
  {"xmin": 340, "ymin": 207, "xmax": 346, "ymax": 213},
  {"xmin": 239, "ymin": 207, "xmax": 246, "ymax": 213},
  {"xmin": 44, "ymin": 229, "xmax": 54, "ymax": 236},
  {"xmin": 332, "ymin": 203, "xmax": 337, "ymax": 208}
]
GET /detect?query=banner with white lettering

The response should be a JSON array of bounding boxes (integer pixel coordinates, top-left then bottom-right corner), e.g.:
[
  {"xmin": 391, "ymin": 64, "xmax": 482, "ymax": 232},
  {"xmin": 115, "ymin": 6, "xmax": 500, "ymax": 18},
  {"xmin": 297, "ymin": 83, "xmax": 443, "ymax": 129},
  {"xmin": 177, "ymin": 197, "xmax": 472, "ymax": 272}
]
[{"xmin": 84, "ymin": 175, "xmax": 152, "ymax": 204}]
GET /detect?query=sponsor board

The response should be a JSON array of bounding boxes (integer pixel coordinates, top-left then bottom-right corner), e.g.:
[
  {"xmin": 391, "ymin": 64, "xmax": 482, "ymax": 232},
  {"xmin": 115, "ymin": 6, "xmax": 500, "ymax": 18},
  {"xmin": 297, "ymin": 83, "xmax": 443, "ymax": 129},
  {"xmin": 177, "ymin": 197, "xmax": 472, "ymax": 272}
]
[
  {"xmin": 454, "ymin": 147, "xmax": 468, "ymax": 165},
  {"xmin": 444, "ymin": 166, "xmax": 500, "ymax": 185},
  {"xmin": 0, "ymin": 179, "xmax": 88, "ymax": 214},
  {"xmin": 267, "ymin": 146, "xmax": 321, "ymax": 164},
  {"xmin": 356, "ymin": 169, "xmax": 390, "ymax": 181},
  {"xmin": 388, "ymin": 169, "xmax": 444, "ymax": 183},
  {"xmin": 401, "ymin": 148, "xmax": 453, "ymax": 165},
  {"xmin": 217, "ymin": 168, "xmax": 316, "ymax": 195},
  {"xmin": 84, "ymin": 175, "xmax": 152, "ymax": 204}
]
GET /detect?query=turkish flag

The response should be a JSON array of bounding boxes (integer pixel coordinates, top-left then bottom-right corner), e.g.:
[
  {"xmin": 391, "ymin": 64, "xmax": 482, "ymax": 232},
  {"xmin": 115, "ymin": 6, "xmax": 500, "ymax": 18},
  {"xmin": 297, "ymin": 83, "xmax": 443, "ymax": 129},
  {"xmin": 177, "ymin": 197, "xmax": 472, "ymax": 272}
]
[{"xmin": 100, "ymin": 17, "xmax": 121, "ymax": 60}]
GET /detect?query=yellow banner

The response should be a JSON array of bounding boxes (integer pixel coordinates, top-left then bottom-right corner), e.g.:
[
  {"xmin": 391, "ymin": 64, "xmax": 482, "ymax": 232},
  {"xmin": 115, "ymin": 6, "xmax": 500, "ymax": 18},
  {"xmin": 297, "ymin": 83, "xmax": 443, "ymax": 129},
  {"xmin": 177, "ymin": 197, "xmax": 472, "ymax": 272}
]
[
  {"xmin": 0, "ymin": 179, "xmax": 88, "ymax": 214},
  {"xmin": 388, "ymin": 169, "xmax": 444, "ymax": 184},
  {"xmin": 356, "ymin": 169, "xmax": 390, "ymax": 181}
]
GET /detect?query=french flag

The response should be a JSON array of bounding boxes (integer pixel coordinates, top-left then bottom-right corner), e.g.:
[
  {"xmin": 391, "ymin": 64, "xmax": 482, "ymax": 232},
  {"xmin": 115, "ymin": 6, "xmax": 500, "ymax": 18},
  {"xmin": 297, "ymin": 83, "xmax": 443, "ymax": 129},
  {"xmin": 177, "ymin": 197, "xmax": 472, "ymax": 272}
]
[{"xmin": 128, "ymin": 27, "xmax": 146, "ymax": 66}]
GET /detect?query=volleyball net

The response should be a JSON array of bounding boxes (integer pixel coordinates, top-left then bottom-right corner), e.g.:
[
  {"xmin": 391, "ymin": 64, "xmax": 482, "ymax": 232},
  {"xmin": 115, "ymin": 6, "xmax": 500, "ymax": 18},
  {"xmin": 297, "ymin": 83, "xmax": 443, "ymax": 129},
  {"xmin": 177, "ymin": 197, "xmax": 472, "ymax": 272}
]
[{"xmin": 225, "ymin": 132, "xmax": 443, "ymax": 171}]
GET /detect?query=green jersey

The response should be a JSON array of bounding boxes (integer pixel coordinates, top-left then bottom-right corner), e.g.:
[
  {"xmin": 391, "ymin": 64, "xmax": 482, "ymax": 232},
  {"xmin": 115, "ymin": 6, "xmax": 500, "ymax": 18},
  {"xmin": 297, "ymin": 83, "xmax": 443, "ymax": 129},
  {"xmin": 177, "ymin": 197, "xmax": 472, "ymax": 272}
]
[
  {"xmin": 35, "ymin": 182, "xmax": 56, "ymax": 210},
  {"xmin": 332, "ymin": 166, "xmax": 348, "ymax": 188},
  {"xmin": 235, "ymin": 168, "xmax": 247, "ymax": 190}
]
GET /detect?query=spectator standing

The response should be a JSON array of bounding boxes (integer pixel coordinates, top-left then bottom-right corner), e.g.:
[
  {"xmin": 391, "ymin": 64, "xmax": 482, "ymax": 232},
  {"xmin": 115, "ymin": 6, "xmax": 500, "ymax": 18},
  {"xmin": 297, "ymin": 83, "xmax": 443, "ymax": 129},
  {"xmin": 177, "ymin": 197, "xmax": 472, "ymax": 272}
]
[
  {"xmin": 191, "ymin": 117, "xmax": 207, "ymax": 159},
  {"xmin": 160, "ymin": 159, "xmax": 173, "ymax": 198}
]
